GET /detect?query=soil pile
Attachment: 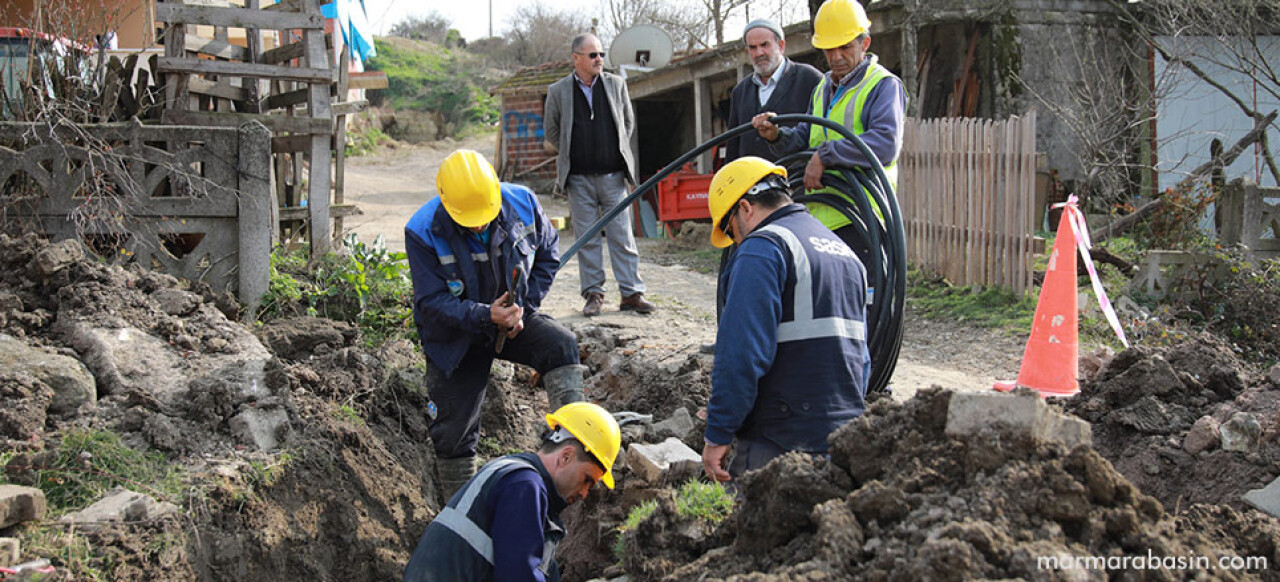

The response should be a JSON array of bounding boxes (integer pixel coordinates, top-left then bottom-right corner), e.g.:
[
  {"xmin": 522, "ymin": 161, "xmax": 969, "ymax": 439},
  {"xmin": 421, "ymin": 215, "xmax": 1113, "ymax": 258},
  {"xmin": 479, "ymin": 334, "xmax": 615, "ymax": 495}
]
[
  {"xmin": 1066, "ymin": 336, "xmax": 1280, "ymax": 510},
  {"xmin": 618, "ymin": 389, "xmax": 1280, "ymax": 581}
]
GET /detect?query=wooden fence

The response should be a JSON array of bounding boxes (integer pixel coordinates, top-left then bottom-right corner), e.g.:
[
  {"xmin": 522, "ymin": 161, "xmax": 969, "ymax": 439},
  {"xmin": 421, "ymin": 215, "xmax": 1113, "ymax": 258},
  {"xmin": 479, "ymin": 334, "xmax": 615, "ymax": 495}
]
[{"xmin": 898, "ymin": 111, "xmax": 1039, "ymax": 296}]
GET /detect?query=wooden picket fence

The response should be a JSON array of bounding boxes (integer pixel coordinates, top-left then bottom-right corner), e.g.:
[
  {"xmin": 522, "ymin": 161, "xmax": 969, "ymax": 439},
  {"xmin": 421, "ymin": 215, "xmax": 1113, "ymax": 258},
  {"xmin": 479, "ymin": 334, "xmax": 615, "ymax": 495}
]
[{"xmin": 898, "ymin": 111, "xmax": 1039, "ymax": 296}]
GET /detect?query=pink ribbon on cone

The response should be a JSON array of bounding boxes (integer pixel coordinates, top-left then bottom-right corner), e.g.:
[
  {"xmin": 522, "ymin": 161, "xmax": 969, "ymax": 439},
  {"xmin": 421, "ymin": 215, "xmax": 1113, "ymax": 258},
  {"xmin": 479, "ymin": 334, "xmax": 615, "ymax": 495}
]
[{"xmin": 1052, "ymin": 195, "xmax": 1129, "ymax": 349}]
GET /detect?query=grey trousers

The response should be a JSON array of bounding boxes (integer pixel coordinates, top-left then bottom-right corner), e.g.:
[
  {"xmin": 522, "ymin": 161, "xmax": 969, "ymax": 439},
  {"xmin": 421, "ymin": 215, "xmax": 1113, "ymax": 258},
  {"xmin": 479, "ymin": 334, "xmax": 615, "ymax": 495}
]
[{"xmin": 567, "ymin": 171, "xmax": 645, "ymax": 297}]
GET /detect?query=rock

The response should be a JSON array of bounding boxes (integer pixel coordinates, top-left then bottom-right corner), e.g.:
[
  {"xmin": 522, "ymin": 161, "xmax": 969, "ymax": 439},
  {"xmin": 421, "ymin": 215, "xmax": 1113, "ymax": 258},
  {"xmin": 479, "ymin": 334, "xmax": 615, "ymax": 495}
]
[
  {"xmin": 1268, "ymin": 364, "xmax": 1280, "ymax": 390},
  {"xmin": 652, "ymin": 407, "xmax": 696, "ymax": 440},
  {"xmin": 258, "ymin": 317, "xmax": 357, "ymax": 360},
  {"xmin": 28, "ymin": 238, "xmax": 83, "ymax": 277},
  {"xmin": 60, "ymin": 488, "xmax": 178, "ymax": 525},
  {"xmin": 945, "ymin": 390, "xmax": 1092, "ymax": 448},
  {"xmin": 0, "ymin": 485, "xmax": 47, "ymax": 529},
  {"xmin": 626, "ymin": 437, "xmax": 701, "ymax": 485},
  {"xmin": 1244, "ymin": 475, "xmax": 1280, "ymax": 519},
  {"xmin": 1220, "ymin": 412, "xmax": 1261, "ymax": 453},
  {"xmin": 0, "ymin": 537, "xmax": 17, "ymax": 568},
  {"xmin": 0, "ymin": 334, "xmax": 96, "ymax": 415},
  {"xmin": 228, "ymin": 406, "xmax": 291, "ymax": 451},
  {"xmin": 1078, "ymin": 346, "xmax": 1115, "ymax": 382},
  {"xmin": 144, "ymin": 414, "xmax": 185, "ymax": 452},
  {"xmin": 1183, "ymin": 415, "xmax": 1221, "ymax": 454},
  {"xmin": 0, "ymin": 372, "xmax": 54, "ymax": 441},
  {"xmin": 1107, "ymin": 395, "xmax": 1191, "ymax": 435},
  {"xmin": 151, "ymin": 288, "xmax": 202, "ymax": 316}
]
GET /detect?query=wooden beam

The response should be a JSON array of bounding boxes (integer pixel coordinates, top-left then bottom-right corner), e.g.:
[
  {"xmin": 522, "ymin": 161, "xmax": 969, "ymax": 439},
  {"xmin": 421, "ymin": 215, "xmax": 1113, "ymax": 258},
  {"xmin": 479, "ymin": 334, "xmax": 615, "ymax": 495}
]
[
  {"xmin": 278, "ymin": 203, "xmax": 361, "ymax": 221},
  {"xmin": 155, "ymin": 3, "xmax": 322, "ymax": 30},
  {"xmin": 188, "ymin": 77, "xmax": 250, "ymax": 102},
  {"xmin": 184, "ymin": 34, "xmax": 250, "ymax": 61},
  {"xmin": 263, "ymin": 87, "xmax": 308, "ymax": 111},
  {"xmin": 260, "ymin": 41, "xmax": 305, "ymax": 65},
  {"xmin": 272, "ymin": 134, "xmax": 313, "ymax": 153},
  {"xmin": 262, "ymin": 0, "xmax": 305, "ymax": 13},
  {"xmin": 163, "ymin": 109, "xmax": 332, "ymax": 134},
  {"xmin": 157, "ymin": 57, "xmax": 334, "ymax": 84},
  {"xmin": 348, "ymin": 71, "xmax": 387, "ymax": 90}
]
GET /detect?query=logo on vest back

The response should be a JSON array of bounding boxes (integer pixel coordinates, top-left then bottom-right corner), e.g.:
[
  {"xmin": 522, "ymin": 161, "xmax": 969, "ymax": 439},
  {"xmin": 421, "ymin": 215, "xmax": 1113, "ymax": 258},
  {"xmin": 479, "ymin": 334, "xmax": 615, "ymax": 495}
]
[
  {"xmin": 447, "ymin": 279, "xmax": 464, "ymax": 297},
  {"xmin": 809, "ymin": 236, "xmax": 857, "ymax": 259}
]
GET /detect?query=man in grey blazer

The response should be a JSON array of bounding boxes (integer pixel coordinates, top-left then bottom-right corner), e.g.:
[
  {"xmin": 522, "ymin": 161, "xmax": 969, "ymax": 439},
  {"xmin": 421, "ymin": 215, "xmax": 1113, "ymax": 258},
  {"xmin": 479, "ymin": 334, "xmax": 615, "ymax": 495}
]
[{"xmin": 544, "ymin": 33, "xmax": 655, "ymax": 317}]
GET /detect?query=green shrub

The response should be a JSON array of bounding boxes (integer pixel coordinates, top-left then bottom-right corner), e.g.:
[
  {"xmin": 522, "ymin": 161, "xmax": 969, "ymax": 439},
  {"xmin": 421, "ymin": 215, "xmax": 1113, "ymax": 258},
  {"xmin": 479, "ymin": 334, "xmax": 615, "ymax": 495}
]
[
  {"xmin": 675, "ymin": 479, "xmax": 734, "ymax": 524},
  {"xmin": 346, "ymin": 126, "xmax": 390, "ymax": 157},
  {"xmin": 257, "ymin": 234, "xmax": 415, "ymax": 346},
  {"xmin": 365, "ymin": 37, "xmax": 499, "ymax": 136}
]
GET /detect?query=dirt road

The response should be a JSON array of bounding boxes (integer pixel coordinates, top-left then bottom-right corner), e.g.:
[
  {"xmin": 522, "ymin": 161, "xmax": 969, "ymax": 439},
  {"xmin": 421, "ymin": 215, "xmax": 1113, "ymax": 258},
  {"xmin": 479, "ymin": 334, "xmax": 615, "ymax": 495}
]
[{"xmin": 342, "ymin": 134, "xmax": 1022, "ymax": 398}]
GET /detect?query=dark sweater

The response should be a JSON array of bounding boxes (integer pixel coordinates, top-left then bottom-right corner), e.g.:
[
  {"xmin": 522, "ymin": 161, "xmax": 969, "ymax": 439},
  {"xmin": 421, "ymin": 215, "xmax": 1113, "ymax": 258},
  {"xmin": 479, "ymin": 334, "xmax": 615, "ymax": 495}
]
[{"xmin": 725, "ymin": 59, "xmax": 823, "ymax": 162}]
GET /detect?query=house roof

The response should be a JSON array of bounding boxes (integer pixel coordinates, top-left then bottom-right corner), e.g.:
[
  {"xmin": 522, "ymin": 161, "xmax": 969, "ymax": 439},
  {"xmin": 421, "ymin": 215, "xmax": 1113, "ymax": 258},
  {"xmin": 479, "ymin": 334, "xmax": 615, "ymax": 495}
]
[{"xmin": 492, "ymin": 60, "xmax": 573, "ymax": 96}]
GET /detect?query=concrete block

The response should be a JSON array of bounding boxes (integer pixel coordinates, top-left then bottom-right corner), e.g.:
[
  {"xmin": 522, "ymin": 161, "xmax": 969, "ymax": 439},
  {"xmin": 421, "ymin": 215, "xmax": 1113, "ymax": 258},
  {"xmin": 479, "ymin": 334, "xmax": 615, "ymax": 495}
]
[
  {"xmin": 1244, "ymin": 475, "xmax": 1280, "ymax": 519},
  {"xmin": 0, "ymin": 485, "xmax": 47, "ymax": 529},
  {"xmin": 945, "ymin": 390, "xmax": 1092, "ymax": 449},
  {"xmin": 1221, "ymin": 412, "xmax": 1261, "ymax": 453},
  {"xmin": 60, "ymin": 488, "xmax": 178, "ymax": 525},
  {"xmin": 627, "ymin": 437, "xmax": 701, "ymax": 484},
  {"xmin": 0, "ymin": 537, "xmax": 18, "ymax": 568}
]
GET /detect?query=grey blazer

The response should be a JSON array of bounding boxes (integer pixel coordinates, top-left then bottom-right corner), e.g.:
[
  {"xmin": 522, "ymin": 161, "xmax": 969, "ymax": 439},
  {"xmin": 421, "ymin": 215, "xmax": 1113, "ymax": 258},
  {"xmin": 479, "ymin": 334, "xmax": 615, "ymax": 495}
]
[{"xmin": 543, "ymin": 71, "xmax": 637, "ymax": 189}]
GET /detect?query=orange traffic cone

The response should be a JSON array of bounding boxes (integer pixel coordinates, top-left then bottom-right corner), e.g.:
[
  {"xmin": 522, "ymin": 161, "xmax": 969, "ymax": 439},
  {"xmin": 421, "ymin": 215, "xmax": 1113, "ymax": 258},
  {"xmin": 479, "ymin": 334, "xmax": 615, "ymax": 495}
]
[{"xmin": 994, "ymin": 204, "xmax": 1080, "ymax": 397}]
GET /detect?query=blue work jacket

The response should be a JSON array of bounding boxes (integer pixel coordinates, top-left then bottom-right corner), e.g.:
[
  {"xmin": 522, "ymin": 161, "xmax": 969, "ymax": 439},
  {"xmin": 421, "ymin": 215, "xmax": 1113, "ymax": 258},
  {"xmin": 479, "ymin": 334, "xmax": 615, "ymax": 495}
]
[
  {"xmin": 707, "ymin": 204, "xmax": 870, "ymax": 453},
  {"xmin": 405, "ymin": 184, "xmax": 560, "ymax": 377},
  {"xmin": 403, "ymin": 453, "xmax": 567, "ymax": 582}
]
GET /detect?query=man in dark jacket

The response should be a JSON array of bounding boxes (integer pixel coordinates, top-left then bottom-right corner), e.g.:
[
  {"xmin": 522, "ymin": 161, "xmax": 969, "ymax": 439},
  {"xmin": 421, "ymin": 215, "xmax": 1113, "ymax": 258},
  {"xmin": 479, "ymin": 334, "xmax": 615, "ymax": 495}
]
[
  {"xmin": 405, "ymin": 149, "xmax": 586, "ymax": 496},
  {"xmin": 403, "ymin": 402, "xmax": 621, "ymax": 582},
  {"xmin": 700, "ymin": 157, "xmax": 870, "ymax": 482},
  {"xmin": 724, "ymin": 19, "xmax": 822, "ymax": 163}
]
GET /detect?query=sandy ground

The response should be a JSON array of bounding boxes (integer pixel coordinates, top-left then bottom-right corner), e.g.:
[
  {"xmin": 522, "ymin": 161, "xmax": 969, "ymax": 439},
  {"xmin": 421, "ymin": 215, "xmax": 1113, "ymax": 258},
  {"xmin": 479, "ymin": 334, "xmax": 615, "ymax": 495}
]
[{"xmin": 342, "ymin": 134, "xmax": 1022, "ymax": 398}]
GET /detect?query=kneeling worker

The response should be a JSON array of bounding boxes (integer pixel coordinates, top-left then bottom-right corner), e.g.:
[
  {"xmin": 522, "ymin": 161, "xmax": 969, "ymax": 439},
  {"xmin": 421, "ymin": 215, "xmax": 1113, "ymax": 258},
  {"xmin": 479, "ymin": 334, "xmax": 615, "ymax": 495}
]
[
  {"xmin": 403, "ymin": 402, "xmax": 621, "ymax": 582},
  {"xmin": 406, "ymin": 150, "xmax": 588, "ymax": 497},
  {"xmin": 701, "ymin": 157, "xmax": 871, "ymax": 483}
]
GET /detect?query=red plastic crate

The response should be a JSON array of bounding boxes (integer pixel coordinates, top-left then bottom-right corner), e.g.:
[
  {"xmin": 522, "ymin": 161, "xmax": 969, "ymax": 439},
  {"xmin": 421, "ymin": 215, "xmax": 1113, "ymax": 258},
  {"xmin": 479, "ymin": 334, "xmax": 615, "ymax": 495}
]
[{"xmin": 655, "ymin": 163, "xmax": 714, "ymax": 223}]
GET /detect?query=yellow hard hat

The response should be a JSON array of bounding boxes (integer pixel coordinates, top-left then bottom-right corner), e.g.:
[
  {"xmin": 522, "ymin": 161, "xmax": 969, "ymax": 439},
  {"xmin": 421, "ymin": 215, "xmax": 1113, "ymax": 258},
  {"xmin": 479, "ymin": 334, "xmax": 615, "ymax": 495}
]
[
  {"xmin": 812, "ymin": 0, "xmax": 871, "ymax": 50},
  {"xmin": 436, "ymin": 149, "xmax": 501, "ymax": 228},
  {"xmin": 546, "ymin": 402, "xmax": 622, "ymax": 489},
  {"xmin": 707, "ymin": 156, "xmax": 787, "ymax": 248}
]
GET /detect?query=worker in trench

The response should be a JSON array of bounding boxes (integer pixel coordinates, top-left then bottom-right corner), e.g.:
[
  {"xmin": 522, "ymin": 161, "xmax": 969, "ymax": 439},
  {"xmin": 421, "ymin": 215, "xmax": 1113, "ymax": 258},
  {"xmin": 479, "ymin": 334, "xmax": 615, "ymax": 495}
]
[
  {"xmin": 750, "ymin": 0, "xmax": 907, "ymax": 267},
  {"xmin": 405, "ymin": 149, "xmax": 587, "ymax": 498},
  {"xmin": 403, "ymin": 402, "xmax": 621, "ymax": 582},
  {"xmin": 701, "ymin": 157, "xmax": 870, "ymax": 483}
]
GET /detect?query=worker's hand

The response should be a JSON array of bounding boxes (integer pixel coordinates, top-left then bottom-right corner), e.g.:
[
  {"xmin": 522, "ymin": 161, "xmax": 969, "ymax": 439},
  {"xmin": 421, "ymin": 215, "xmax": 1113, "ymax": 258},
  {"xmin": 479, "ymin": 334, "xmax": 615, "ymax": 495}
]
[
  {"xmin": 701, "ymin": 442, "xmax": 732, "ymax": 483},
  {"xmin": 505, "ymin": 316, "xmax": 524, "ymax": 339},
  {"xmin": 804, "ymin": 152, "xmax": 826, "ymax": 190},
  {"xmin": 489, "ymin": 292, "xmax": 523, "ymax": 329},
  {"xmin": 751, "ymin": 112, "xmax": 779, "ymax": 142}
]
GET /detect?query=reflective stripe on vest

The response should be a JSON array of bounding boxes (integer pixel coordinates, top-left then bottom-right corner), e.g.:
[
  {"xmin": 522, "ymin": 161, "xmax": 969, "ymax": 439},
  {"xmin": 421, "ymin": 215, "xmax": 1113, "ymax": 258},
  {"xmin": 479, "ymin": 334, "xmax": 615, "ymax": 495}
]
[
  {"xmin": 756, "ymin": 224, "xmax": 866, "ymax": 343},
  {"xmin": 433, "ymin": 457, "xmax": 535, "ymax": 564}
]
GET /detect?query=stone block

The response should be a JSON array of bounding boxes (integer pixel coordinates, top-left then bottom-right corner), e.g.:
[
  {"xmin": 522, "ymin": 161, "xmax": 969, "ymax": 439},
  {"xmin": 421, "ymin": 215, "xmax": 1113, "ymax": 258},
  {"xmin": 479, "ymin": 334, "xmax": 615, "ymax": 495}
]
[
  {"xmin": 652, "ymin": 407, "xmax": 696, "ymax": 440},
  {"xmin": 1221, "ymin": 412, "xmax": 1261, "ymax": 453},
  {"xmin": 1244, "ymin": 475, "xmax": 1280, "ymax": 519},
  {"xmin": 945, "ymin": 390, "xmax": 1092, "ymax": 449},
  {"xmin": 627, "ymin": 437, "xmax": 701, "ymax": 485},
  {"xmin": 0, "ymin": 335, "xmax": 96, "ymax": 415},
  {"xmin": 0, "ymin": 485, "xmax": 47, "ymax": 529},
  {"xmin": 0, "ymin": 537, "xmax": 18, "ymax": 568},
  {"xmin": 60, "ymin": 488, "xmax": 178, "ymax": 525}
]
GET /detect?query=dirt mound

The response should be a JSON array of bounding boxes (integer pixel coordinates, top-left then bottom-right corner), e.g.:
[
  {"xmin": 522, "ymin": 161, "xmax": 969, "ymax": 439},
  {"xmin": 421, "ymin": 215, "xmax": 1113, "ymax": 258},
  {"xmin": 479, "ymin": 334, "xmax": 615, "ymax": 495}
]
[
  {"xmin": 1065, "ymin": 335, "xmax": 1280, "ymax": 510},
  {"xmin": 615, "ymin": 389, "xmax": 1279, "ymax": 581}
]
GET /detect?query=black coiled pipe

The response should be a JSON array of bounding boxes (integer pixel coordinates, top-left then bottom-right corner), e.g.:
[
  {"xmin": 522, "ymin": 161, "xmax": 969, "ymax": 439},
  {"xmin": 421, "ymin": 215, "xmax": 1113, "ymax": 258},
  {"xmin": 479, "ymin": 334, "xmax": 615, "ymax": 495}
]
[{"xmin": 558, "ymin": 114, "xmax": 905, "ymax": 394}]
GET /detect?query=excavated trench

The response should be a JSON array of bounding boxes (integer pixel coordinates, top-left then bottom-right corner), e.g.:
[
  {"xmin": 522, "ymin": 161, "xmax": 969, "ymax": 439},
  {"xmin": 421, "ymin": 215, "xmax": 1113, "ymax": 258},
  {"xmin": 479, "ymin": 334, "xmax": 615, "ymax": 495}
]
[{"xmin": 3, "ymin": 232, "xmax": 1280, "ymax": 581}]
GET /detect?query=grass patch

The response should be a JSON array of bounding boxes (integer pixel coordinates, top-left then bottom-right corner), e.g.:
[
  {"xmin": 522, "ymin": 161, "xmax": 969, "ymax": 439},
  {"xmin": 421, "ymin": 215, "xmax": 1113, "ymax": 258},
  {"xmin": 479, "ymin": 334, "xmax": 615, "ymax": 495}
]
[
  {"xmin": 906, "ymin": 267, "xmax": 1037, "ymax": 332},
  {"xmin": 1, "ymin": 428, "xmax": 186, "ymax": 516},
  {"xmin": 612, "ymin": 500, "xmax": 658, "ymax": 562},
  {"xmin": 675, "ymin": 479, "xmax": 734, "ymax": 523}
]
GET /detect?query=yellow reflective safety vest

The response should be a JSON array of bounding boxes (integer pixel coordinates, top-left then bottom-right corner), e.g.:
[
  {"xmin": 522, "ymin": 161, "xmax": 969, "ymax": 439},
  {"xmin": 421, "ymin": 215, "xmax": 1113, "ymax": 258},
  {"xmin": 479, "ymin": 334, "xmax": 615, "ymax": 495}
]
[{"xmin": 805, "ymin": 55, "xmax": 900, "ymax": 231}]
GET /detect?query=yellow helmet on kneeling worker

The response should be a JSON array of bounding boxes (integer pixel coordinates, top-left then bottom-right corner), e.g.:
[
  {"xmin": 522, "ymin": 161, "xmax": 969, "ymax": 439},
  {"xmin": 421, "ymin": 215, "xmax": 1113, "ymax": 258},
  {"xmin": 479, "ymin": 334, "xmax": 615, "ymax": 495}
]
[{"xmin": 437, "ymin": 149, "xmax": 502, "ymax": 228}]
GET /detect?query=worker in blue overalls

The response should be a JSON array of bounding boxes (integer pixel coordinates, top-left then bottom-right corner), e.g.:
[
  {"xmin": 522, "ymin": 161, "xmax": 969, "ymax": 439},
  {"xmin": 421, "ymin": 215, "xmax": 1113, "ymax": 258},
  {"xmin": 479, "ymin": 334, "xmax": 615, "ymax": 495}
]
[{"xmin": 405, "ymin": 150, "xmax": 586, "ymax": 497}]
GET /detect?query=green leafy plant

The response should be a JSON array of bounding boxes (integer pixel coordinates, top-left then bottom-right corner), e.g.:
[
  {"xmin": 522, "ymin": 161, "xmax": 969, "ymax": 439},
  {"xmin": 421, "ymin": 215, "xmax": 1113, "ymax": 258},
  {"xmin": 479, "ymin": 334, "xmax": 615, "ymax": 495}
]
[
  {"xmin": 334, "ymin": 404, "xmax": 365, "ymax": 425},
  {"xmin": 345, "ymin": 126, "xmax": 391, "ymax": 157}
]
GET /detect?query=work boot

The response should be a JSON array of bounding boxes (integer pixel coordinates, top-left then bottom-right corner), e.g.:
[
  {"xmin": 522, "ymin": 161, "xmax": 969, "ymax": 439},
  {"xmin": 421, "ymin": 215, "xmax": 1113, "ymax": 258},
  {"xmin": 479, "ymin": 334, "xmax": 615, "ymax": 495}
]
[
  {"xmin": 437, "ymin": 456, "xmax": 476, "ymax": 501},
  {"xmin": 582, "ymin": 292, "xmax": 605, "ymax": 317},
  {"xmin": 620, "ymin": 293, "xmax": 656, "ymax": 314},
  {"xmin": 544, "ymin": 364, "xmax": 587, "ymax": 411}
]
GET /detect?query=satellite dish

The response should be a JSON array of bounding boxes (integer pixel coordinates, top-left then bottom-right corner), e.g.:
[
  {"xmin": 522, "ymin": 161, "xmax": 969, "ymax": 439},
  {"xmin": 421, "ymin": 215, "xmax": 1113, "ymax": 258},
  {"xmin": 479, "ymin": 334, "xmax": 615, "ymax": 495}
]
[{"xmin": 608, "ymin": 24, "xmax": 673, "ymax": 71}]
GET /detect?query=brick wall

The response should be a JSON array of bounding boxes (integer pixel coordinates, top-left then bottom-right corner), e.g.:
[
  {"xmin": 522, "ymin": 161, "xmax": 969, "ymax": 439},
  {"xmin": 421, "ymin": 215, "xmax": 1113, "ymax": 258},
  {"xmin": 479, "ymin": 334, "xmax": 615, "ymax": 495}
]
[{"xmin": 500, "ymin": 92, "xmax": 557, "ymax": 181}]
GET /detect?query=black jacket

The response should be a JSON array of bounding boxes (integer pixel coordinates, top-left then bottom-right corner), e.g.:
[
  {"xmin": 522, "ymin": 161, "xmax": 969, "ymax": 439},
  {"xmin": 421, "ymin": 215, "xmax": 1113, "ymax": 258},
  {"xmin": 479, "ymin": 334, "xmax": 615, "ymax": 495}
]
[{"xmin": 725, "ymin": 59, "xmax": 823, "ymax": 162}]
